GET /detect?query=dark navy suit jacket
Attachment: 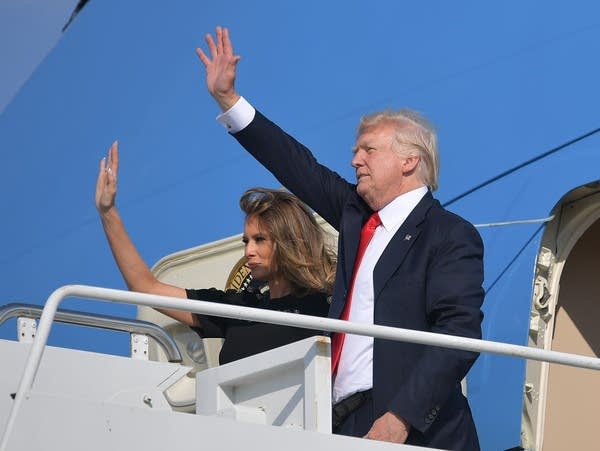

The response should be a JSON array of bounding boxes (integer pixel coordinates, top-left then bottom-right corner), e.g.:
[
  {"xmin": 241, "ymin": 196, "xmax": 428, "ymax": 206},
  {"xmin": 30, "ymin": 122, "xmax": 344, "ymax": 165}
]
[{"xmin": 233, "ymin": 110, "xmax": 485, "ymax": 450}]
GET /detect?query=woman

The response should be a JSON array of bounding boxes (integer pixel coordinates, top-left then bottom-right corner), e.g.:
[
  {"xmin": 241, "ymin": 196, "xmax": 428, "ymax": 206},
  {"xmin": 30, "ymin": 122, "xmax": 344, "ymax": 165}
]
[{"xmin": 96, "ymin": 141, "xmax": 335, "ymax": 364}]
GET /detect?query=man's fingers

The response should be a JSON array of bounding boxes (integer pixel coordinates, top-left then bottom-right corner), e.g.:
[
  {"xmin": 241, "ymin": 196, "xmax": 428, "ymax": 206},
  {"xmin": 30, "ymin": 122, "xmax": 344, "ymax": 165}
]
[
  {"xmin": 205, "ymin": 33, "xmax": 217, "ymax": 58},
  {"xmin": 199, "ymin": 28, "xmax": 238, "ymax": 65},
  {"xmin": 215, "ymin": 26, "xmax": 223, "ymax": 54},
  {"xmin": 222, "ymin": 28, "xmax": 233, "ymax": 55},
  {"xmin": 196, "ymin": 48, "xmax": 210, "ymax": 66}
]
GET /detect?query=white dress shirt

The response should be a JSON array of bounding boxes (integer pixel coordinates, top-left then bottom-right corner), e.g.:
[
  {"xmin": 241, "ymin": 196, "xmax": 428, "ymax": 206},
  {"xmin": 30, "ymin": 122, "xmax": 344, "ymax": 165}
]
[{"xmin": 217, "ymin": 96, "xmax": 255, "ymax": 132}]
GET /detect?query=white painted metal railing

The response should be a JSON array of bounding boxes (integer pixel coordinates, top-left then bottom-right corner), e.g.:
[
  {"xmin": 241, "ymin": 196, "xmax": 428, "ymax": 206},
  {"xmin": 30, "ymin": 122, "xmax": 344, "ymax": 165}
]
[
  {"xmin": 2, "ymin": 284, "xmax": 600, "ymax": 450},
  {"xmin": 0, "ymin": 302, "xmax": 182, "ymax": 362}
]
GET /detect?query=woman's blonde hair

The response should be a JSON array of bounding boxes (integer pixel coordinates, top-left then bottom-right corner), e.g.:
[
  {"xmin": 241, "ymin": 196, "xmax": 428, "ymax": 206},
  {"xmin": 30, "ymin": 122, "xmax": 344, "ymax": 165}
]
[{"xmin": 240, "ymin": 188, "xmax": 336, "ymax": 296}]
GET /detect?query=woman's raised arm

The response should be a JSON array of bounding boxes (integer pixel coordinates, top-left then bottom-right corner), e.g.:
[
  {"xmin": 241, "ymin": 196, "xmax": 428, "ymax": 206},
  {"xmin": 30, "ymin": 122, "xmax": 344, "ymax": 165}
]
[{"xmin": 96, "ymin": 141, "xmax": 201, "ymax": 327}]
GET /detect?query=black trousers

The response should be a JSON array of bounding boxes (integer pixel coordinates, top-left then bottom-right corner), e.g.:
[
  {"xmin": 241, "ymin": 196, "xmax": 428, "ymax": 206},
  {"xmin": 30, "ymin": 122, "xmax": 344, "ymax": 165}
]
[{"xmin": 333, "ymin": 396, "xmax": 374, "ymax": 438}]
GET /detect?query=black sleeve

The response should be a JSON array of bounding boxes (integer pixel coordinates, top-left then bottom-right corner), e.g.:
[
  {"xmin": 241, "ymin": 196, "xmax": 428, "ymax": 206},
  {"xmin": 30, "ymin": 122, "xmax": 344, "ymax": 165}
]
[
  {"xmin": 185, "ymin": 288, "xmax": 245, "ymax": 338},
  {"xmin": 233, "ymin": 110, "xmax": 355, "ymax": 230}
]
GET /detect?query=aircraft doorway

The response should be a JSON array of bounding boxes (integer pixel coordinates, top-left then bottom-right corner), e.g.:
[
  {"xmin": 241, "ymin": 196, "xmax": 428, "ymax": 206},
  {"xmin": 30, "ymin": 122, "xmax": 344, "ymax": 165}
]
[
  {"xmin": 541, "ymin": 218, "xmax": 600, "ymax": 450},
  {"xmin": 522, "ymin": 183, "xmax": 600, "ymax": 450}
]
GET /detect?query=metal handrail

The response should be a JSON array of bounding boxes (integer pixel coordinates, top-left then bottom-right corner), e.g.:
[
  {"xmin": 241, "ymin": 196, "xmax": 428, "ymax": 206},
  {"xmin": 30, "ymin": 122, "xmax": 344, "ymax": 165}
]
[
  {"xmin": 2, "ymin": 284, "xmax": 600, "ymax": 450},
  {"xmin": 0, "ymin": 302, "xmax": 182, "ymax": 363},
  {"xmin": 474, "ymin": 214, "xmax": 555, "ymax": 228}
]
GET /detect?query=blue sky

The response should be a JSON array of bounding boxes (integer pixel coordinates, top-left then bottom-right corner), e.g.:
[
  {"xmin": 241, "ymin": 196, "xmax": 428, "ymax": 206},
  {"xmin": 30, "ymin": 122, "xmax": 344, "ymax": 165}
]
[
  {"xmin": 2, "ymin": 2, "xmax": 600, "ymax": 449},
  {"xmin": 0, "ymin": 0, "xmax": 78, "ymax": 112}
]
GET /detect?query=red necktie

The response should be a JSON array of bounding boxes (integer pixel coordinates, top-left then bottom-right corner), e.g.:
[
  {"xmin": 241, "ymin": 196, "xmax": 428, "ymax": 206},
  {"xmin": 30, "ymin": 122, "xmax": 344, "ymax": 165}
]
[{"xmin": 331, "ymin": 212, "xmax": 381, "ymax": 375}]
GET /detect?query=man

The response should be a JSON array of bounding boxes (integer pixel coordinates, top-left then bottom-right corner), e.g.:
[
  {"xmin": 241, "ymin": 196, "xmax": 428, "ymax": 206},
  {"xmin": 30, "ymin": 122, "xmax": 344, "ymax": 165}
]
[{"xmin": 197, "ymin": 27, "xmax": 484, "ymax": 450}]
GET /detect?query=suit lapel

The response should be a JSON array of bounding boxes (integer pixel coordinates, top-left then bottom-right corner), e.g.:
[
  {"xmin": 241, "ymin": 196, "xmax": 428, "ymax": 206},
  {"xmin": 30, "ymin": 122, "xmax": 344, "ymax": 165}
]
[
  {"xmin": 342, "ymin": 210, "xmax": 367, "ymax": 284},
  {"xmin": 373, "ymin": 192, "xmax": 434, "ymax": 302}
]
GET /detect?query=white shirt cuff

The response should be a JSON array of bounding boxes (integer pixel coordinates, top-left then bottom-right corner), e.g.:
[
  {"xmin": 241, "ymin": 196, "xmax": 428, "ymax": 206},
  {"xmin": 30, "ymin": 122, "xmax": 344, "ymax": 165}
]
[{"xmin": 216, "ymin": 96, "xmax": 256, "ymax": 133}]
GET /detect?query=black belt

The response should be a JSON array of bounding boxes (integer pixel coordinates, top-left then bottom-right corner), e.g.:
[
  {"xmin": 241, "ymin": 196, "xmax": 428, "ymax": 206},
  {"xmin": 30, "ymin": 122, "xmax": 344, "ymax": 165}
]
[{"xmin": 332, "ymin": 389, "xmax": 372, "ymax": 430}]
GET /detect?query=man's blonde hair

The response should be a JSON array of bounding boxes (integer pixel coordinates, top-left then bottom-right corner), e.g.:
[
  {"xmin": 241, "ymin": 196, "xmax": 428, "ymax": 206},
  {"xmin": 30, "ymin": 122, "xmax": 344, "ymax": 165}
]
[{"xmin": 357, "ymin": 109, "xmax": 439, "ymax": 191}]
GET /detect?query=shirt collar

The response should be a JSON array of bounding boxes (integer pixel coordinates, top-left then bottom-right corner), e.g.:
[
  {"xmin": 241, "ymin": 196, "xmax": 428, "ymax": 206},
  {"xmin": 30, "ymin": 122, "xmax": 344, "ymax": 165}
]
[{"xmin": 378, "ymin": 186, "xmax": 428, "ymax": 233}]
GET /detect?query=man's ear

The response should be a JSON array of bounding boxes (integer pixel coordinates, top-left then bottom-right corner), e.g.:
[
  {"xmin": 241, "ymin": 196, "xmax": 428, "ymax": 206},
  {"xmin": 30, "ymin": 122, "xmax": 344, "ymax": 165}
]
[{"xmin": 402, "ymin": 155, "xmax": 420, "ymax": 173}]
